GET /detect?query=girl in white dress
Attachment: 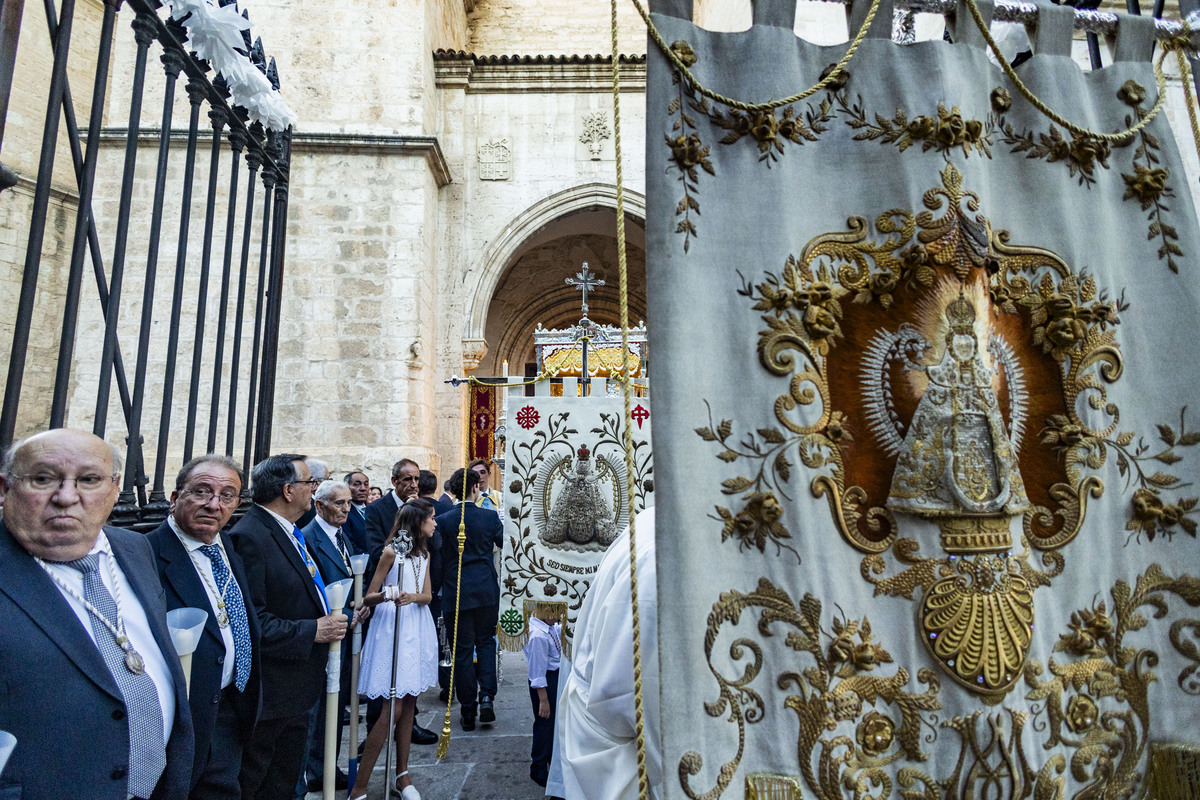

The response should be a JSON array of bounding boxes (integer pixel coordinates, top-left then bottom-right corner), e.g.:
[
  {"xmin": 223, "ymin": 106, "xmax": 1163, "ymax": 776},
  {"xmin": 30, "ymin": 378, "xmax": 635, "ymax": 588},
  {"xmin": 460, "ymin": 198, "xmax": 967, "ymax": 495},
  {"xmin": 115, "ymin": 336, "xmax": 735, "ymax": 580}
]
[{"xmin": 350, "ymin": 499, "xmax": 438, "ymax": 800}]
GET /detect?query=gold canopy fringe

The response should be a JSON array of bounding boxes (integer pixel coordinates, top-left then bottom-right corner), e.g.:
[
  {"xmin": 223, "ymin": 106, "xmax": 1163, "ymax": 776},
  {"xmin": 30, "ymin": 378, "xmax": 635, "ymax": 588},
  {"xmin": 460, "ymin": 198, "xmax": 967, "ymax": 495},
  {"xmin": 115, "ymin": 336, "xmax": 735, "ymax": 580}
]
[{"xmin": 496, "ymin": 600, "xmax": 572, "ymax": 660}]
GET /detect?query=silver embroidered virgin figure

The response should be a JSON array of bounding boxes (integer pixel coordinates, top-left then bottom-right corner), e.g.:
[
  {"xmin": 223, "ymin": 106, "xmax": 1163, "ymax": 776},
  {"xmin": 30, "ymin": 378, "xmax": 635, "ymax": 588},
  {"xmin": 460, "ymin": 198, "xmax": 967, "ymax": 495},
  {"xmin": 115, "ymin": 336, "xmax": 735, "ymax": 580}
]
[
  {"xmin": 541, "ymin": 444, "xmax": 619, "ymax": 551},
  {"xmin": 886, "ymin": 293, "xmax": 1029, "ymax": 520}
]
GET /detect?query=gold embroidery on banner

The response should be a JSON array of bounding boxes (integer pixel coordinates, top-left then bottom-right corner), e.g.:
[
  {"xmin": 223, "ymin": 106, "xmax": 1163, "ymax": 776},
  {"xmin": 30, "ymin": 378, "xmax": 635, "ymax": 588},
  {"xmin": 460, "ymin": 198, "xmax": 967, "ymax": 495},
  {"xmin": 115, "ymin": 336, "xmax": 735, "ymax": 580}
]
[
  {"xmin": 839, "ymin": 96, "xmax": 995, "ymax": 160},
  {"xmin": 697, "ymin": 164, "xmax": 1145, "ymax": 697},
  {"xmin": 1117, "ymin": 80, "xmax": 1185, "ymax": 273},
  {"xmin": 666, "ymin": 41, "xmax": 712, "ymax": 253},
  {"xmin": 679, "ymin": 566, "xmax": 1200, "ymax": 800},
  {"xmin": 1143, "ymin": 742, "xmax": 1200, "ymax": 799}
]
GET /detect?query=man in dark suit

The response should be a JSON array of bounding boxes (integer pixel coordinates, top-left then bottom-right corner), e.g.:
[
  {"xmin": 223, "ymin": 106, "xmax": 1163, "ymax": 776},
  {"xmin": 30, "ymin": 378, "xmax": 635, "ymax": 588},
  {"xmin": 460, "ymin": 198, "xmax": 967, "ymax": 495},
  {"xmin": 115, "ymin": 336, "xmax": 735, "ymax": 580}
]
[
  {"xmin": 0, "ymin": 429, "xmax": 193, "ymax": 800},
  {"xmin": 341, "ymin": 471, "xmax": 371, "ymax": 553},
  {"xmin": 420, "ymin": 470, "xmax": 453, "ymax": 698},
  {"xmin": 362, "ymin": 458, "xmax": 419, "ymax": 555},
  {"xmin": 147, "ymin": 454, "xmax": 262, "ymax": 800},
  {"xmin": 297, "ymin": 480, "xmax": 358, "ymax": 792},
  {"xmin": 232, "ymin": 454, "xmax": 348, "ymax": 800},
  {"xmin": 437, "ymin": 467, "xmax": 504, "ymax": 731},
  {"xmin": 292, "ymin": 459, "xmax": 328, "ymax": 531}
]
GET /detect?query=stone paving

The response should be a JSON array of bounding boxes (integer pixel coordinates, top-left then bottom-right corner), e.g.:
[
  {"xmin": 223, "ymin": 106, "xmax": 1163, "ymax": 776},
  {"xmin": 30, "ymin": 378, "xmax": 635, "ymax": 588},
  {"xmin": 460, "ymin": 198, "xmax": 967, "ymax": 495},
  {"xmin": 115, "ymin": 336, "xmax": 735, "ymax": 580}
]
[{"xmin": 305, "ymin": 649, "xmax": 547, "ymax": 800}]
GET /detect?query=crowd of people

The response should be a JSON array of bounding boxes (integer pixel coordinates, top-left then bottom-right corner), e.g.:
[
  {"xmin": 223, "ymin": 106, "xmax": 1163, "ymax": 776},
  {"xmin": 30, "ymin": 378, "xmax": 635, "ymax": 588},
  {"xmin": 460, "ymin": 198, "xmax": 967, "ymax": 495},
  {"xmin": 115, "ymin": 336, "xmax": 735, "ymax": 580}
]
[{"xmin": 0, "ymin": 429, "xmax": 549, "ymax": 800}]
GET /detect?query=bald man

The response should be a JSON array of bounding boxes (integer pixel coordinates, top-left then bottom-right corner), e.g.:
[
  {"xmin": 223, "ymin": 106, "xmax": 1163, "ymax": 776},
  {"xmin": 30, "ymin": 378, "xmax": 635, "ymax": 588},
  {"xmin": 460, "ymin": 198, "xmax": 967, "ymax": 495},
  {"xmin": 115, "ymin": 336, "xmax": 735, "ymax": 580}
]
[{"xmin": 0, "ymin": 429, "xmax": 194, "ymax": 800}]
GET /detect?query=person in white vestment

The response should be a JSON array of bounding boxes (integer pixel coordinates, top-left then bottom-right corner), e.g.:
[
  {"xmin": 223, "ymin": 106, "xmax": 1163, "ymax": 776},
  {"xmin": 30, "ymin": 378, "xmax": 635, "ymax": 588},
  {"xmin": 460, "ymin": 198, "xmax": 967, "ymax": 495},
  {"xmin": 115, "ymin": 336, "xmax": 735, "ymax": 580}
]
[{"xmin": 559, "ymin": 506, "xmax": 662, "ymax": 800}]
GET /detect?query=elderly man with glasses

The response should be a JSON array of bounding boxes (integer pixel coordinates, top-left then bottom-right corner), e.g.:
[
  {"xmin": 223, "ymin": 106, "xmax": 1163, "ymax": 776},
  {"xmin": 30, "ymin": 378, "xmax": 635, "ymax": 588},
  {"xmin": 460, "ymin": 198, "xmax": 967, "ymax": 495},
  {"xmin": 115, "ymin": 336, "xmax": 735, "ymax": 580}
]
[
  {"xmin": 231, "ymin": 454, "xmax": 348, "ymax": 800},
  {"xmin": 146, "ymin": 453, "xmax": 263, "ymax": 800},
  {"xmin": 0, "ymin": 428, "xmax": 194, "ymax": 800}
]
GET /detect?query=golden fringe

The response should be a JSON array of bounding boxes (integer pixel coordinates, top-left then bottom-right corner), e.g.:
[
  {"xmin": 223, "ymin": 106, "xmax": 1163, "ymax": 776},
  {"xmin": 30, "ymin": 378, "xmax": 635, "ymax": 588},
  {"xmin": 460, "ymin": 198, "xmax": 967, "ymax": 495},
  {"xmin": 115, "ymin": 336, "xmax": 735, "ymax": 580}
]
[
  {"xmin": 496, "ymin": 600, "xmax": 572, "ymax": 661},
  {"xmin": 1141, "ymin": 742, "xmax": 1200, "ymax": 800}
]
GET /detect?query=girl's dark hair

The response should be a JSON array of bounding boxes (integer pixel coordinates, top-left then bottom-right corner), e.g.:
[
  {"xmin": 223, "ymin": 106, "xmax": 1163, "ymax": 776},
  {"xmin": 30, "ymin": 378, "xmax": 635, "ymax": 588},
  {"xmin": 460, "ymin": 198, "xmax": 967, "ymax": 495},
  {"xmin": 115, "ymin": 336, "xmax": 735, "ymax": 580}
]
[{"xmin": 391, "ymin": 497, "xmax": 434, "ymax": 557}]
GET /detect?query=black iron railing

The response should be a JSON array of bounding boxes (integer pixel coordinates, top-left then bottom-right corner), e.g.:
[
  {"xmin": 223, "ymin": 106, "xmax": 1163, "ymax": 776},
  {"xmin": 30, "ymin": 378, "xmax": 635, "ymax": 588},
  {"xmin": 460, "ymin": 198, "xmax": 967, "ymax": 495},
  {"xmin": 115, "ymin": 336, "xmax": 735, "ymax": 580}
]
[{"xmin": 0, "ymin": 0, "xmax": 291, "ymax": 530}]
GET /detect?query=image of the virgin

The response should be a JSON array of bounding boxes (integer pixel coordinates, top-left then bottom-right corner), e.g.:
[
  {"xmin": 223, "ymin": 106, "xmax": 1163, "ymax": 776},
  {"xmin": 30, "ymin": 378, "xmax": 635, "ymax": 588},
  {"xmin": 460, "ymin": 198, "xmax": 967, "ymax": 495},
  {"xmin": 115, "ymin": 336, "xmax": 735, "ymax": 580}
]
[{"xmin": 885, "ymin": 294, "xmax": 1029, "ymax": 523}]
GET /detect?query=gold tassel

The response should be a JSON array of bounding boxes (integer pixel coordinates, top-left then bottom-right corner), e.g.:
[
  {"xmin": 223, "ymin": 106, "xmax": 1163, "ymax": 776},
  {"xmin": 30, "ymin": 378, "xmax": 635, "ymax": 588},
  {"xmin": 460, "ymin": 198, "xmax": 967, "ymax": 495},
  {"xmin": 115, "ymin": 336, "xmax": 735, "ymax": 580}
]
[{"xmin": 1142, "ymin": 742, "xmax": 1200, "ymax": 800}]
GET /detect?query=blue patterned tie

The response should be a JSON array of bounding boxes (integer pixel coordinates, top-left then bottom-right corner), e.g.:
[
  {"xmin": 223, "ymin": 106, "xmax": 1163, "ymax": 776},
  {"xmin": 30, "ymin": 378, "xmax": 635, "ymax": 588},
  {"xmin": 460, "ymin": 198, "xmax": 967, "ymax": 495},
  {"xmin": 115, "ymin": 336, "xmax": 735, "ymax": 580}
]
[
  {"xmin": 291, "ymin": 526, "xmax": 329, "ymax": 611},
  {"xmin": 66, "ymin": 554, "xmax": 166, "ymax": 798},
  {"xmin": 198, "ymin": 544, "xmax": 253, "ymax": 692}
]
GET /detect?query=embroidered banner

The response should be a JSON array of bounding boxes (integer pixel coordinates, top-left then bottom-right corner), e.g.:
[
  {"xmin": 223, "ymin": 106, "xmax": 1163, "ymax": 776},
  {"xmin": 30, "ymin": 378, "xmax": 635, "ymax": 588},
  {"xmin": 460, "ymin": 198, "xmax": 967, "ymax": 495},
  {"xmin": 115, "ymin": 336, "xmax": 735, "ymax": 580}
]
[
  {"xmin": 498, "ymin": 393, "xmax": 654, "ymax": 652},
  {"xmin": 467, "ymin": 384, "xmax": 496, "ymax": 462},
  {"xmin": 644, "ymin": 2, "xmax": 1200, "ymax": 797}
]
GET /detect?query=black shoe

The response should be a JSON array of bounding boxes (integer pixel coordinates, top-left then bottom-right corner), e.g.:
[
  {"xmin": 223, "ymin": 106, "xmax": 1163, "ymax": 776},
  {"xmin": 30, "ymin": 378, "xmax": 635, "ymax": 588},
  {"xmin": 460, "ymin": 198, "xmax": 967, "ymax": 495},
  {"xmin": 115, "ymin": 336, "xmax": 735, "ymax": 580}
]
[
  {"xmin": 411, "ymin": 723, "xmax": 438, "ymax": 745},
  {"xmin": 461, "ymin": 709, "xmax": 476, "ymax": 731},
  {"xmin": 306, "ymin": 772, "xmax": 348, "ymax": 791},
  {"xmin": 479, "ymin": 696, "xmax": 495, "ymax": 723},
  {"xmin": 438, "ymin": 687, "xmax": 450, "ymax": 703}
]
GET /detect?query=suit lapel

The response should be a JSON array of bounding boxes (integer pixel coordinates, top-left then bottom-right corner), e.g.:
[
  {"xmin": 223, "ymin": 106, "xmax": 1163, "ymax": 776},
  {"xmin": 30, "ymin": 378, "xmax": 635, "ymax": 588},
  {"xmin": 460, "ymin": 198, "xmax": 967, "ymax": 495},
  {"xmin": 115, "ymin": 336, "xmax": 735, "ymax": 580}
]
[
  {"xmin": 0, "ymin": 521, "xmax": 121, "ymax": 699},
  {"xmin": 308, "ymin": 524, "xmax": 351, "ymax": 582},
  {"xmin": 156, "ymin": 523, "xmax": 226, "ymax": 651},
  {"xmin": 260, "ymin": 510, "xmax": 324, "ymax": 610}
]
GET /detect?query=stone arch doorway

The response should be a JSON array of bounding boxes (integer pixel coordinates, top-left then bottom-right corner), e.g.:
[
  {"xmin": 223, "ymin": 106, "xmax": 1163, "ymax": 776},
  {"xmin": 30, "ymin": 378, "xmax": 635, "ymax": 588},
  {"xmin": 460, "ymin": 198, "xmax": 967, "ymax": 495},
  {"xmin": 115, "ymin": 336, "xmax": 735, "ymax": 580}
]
[{"xmin": 467, "ymin": 186, "xmax": 647, "ymax": 379}]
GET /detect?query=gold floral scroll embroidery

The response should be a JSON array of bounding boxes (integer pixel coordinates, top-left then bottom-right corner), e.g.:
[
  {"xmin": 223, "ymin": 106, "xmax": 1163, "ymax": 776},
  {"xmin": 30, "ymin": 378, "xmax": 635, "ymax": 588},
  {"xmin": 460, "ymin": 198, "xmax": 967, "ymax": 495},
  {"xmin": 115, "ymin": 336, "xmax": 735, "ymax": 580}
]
[
  {"xmin": 681, "ymin": 566, "xmax": 1200, "ymax": 800},
  {"xmin": 699, "ymin": 163, "xmax": 1142, "ymax": 697}
]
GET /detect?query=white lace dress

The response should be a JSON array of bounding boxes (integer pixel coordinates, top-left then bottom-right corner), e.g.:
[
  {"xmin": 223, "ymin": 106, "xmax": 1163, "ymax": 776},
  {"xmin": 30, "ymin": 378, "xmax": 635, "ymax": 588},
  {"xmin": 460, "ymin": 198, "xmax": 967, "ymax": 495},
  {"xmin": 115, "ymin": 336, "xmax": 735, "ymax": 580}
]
[{"xmin": 358, "ymin": 552, "xmax": 438, "ymax": 698}]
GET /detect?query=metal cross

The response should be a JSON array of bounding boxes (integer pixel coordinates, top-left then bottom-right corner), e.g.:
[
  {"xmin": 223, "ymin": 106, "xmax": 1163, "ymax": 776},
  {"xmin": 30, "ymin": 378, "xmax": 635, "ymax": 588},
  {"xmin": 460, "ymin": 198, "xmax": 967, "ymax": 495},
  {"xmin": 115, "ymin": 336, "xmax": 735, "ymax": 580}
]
[{"xmin": 565, "ymin": 262, "xmax": 605, "ymax": 317}]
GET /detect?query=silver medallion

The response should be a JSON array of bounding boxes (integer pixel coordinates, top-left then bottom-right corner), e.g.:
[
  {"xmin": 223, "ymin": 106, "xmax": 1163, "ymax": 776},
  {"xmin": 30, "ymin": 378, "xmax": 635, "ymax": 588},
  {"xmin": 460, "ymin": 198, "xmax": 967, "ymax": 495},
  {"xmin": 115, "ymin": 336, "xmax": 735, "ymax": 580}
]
[
  {"xmin": 217, "ymin": 610, "xmax": 230, "ymax": 628},
  {"xmin": 124, "ymin": 648, "xmax": 146, "ymax": 675}
]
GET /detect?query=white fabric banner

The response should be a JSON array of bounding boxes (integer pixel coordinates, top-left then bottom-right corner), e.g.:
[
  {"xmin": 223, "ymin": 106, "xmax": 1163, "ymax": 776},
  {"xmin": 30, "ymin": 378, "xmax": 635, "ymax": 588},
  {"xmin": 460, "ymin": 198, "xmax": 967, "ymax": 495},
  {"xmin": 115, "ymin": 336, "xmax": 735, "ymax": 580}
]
[
  {"xmin": 644, "ymin": 2, "xmax": 1200, "ymax": 798},
  {"xmin": 499, "ymin": 393, "xmax": 654, "ymax": 651}
]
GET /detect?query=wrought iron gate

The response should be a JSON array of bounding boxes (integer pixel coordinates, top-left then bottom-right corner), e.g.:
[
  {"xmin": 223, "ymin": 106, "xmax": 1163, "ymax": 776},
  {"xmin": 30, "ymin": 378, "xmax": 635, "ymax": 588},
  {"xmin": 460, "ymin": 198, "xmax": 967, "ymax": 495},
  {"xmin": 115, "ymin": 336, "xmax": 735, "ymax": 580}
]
[{"xmin": 0, "ymin": 0, "xmax": 291, "ymax": 529}]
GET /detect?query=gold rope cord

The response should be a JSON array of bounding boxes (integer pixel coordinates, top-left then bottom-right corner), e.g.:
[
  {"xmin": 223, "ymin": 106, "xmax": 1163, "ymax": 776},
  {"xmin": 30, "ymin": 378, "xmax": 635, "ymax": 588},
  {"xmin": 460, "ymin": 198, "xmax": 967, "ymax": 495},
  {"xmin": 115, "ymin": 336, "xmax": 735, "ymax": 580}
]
[
  {"xmin": 629, "ymin": 0, "xmax": 882, "ymax": 113},
  {"xmin": 612, "ymin": 0, "xmax": 651, "ymax": 797},
  {"xmin": 627, "ymin": 0, "xmax": 1200, "ymax": 149},
  {"xmin": 1170, "ymin": 25, "xmax": 1200, "ymax": 166},
  {"xmin": 436, "ymin": 442, "xmax": 473, "ymax": 758}
]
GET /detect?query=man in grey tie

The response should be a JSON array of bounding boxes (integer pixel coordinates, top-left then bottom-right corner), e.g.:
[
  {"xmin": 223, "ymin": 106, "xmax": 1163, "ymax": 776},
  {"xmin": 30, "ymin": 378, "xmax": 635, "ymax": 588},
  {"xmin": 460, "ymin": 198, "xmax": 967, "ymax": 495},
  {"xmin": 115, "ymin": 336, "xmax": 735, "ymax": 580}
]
[
  {"xmin": 147, "ymin": 454, "xmax": 262, "ymax": 799},
  {"xmin": 0, "ymin": 428, "xmax": 193, "ymax": 800}
]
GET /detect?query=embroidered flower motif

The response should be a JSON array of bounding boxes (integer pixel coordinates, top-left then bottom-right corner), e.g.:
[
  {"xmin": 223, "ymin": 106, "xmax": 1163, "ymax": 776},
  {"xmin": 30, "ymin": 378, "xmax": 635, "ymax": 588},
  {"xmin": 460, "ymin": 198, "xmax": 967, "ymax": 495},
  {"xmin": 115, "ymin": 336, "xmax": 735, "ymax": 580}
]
[
  {"xmin": 856, "ymin": 711, "xmax": 896, "ymax": 755},
  {"xmin": 1060, "ymin": 601, "xmax": 1114, "ymax": 656},
  {"xmin": 825, "ymin": 411, "xmax": 853, "ymax": 445},
  {"xmin": 720, "ymin": 492, "xmax": 790, "ymax": 555},
  {"xmin": 669, "ymin": 133, "xmax": 711, "ymax": 172},
  {"xmin": 509, "ymin": 480, "xmax": 523, "ymax": 494},
  {"xmin": 1068, "ymin": 135, "xmax": 1110, "ymax": 173},
  {"xmin": 1066, "ymin": 694, "xmax": 1099, "ymax": 733},
  {"xmin": 819, "ymin": 62, "xmax": 850, "ymax": 92},
  {"xmin": 827, "ymin": 616, "xmax": 892, "ymax": 675},
  {"xmin": 1118, "ymin": 79, "xmax": 1146, "ymax": 106},
  {"xmin": 516, "ymin": 406, "xmax": 540, "ymax": 429},
  {"xmin": 1122, "ymin": 164, "xmax": 1170, "ymax": 207},
  {"xmin": 935, "ymin": 108, "xmax": 969, "ymax": 147},
  {"xmin": 749, "ymin": 111, "xmax": 778, "ymax": 148},
  {"xmin": 1041, "ymin": 414, "xmax": 1088, "ymax": 450},
  {"xmin": 991, "ymin": 87, "xmax": 1011, "ymax": 112},
  {"xmin": 670, "ymin": 40, "xmax": 697, "ymax": 68}
]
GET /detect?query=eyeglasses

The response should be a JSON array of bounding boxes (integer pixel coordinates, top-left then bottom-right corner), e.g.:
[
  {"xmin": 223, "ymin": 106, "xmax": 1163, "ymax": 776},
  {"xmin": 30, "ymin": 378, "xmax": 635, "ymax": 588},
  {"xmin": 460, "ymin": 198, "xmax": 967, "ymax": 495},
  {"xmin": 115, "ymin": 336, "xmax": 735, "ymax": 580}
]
[
  {"xmin": 290, "ymin": 479, "xmax": 320, "ymax": 487},
  {"xmin": 180, "ymin": 487, "xmax": 241, "ymax": 507},
  {"xmin": 10, "ymin": 473, "xmax": 119, "ymax": 493}
]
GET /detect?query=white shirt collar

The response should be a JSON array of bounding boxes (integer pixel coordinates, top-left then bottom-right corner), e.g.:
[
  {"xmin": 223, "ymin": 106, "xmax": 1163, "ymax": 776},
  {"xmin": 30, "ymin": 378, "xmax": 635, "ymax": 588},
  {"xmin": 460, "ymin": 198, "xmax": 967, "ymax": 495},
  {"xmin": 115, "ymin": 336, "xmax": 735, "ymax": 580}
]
[
  {"xmin": 261, "ymin": 505, "xmax": 296, "ymax": 535},
  {"xmin": 315, "ymin": 515, "xmax": 339, "ymax": 537},
  {"xmin": 166, "ymin": 515, "xmax": 212, "ymax": 553}
]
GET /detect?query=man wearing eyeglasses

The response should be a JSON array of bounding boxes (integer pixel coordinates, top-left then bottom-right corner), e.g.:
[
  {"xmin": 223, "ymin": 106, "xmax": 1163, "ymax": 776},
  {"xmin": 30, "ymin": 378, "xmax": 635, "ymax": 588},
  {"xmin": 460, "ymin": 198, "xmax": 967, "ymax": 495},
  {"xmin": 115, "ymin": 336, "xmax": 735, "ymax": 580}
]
[
  {"xmin": 146, "ymin": 454, "xmax": 263, "ymax": 800},
  {"xmin": 231, "ymin": 454, "xmax": 348, "ymax": 800},
  {"xmin": 0, "ymin": 428, "xmax": 194, "ymax": 800}
]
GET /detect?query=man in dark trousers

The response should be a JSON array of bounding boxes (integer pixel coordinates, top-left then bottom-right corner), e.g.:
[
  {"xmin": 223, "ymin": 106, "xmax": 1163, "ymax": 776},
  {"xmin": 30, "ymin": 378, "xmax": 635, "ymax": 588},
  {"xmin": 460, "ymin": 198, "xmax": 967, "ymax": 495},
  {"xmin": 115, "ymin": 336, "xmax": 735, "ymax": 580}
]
[
  {"xmin": 232, "ymin": 454, "xmax": 348, "ymax": 800},
  {"xmin": 297, "ymin": 479, "xmax": 359, "ymax": 792},
  {"xmin": 437, "ymin": 467, "xmax": 504, "ymax": 731},
  {"xmin": 147, "ymin": 454, "xmax": 262, "ymax": 800},
  {"xmin": 0, "ymin": 429, "xmax": 193, "ymax": 800}
]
